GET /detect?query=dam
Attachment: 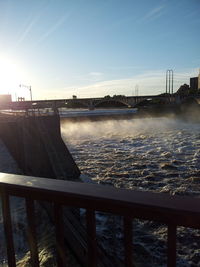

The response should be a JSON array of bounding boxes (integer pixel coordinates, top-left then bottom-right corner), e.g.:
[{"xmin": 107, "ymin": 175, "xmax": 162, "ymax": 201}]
[{"xmin": 0, "ymin": 113, "xmax": 80, "ymax": 180}]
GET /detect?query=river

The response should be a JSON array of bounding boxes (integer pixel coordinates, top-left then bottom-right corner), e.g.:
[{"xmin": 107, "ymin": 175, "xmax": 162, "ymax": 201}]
[{"xmin": 61, "ymin": 116, "xmax": 200, "ymax": 267}]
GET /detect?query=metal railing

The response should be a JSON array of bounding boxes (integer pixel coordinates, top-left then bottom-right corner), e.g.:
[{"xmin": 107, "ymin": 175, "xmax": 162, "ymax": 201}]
[{"xmin": 0, "ymin": 173, "xmax": 200, "ymax": 267}]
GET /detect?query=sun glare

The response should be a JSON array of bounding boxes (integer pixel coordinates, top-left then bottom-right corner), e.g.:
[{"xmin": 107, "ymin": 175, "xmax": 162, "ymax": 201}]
[{"xmin": 0, "ymin": 54, "xmax": 28, "ymax": 100}]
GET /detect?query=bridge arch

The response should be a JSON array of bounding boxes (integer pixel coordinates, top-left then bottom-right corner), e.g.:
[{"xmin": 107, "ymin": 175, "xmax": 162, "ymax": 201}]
[
  {"xmin": 65, "ymin": 100, "xmax": 89, "ymax": 109},
  {"xmin": 133, "ymin": 97, "xmax": 168, "ymax": 108},
  {"xmin": 94, "ymin": 99, "xmax": 130, "ymax": 108}
]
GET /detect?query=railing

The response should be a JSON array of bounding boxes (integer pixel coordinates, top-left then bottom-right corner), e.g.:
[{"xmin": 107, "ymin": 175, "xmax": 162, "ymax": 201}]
[{"xmin": 0, "ymin": 173, "xmax": 200, "ymax": 267}]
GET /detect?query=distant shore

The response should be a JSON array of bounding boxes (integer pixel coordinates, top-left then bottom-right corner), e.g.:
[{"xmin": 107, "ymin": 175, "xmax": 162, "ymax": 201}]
[{"xmin": 60, "ymin": 105, "xmax": 200, "ymax": 123}]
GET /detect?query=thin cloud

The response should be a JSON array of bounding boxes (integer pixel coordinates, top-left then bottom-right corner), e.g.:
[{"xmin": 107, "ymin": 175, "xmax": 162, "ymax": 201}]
[
  {"xmin": 62, "ymin": 68, "xmax": 198, "ymax": 98},
  {"xmin": 106, "ymin": 16, "xmax": 137, "ymax": 32},
  {"xmin": 139, "ymin": 4, "xmax": 165, "ymax": 23},
  {"xmin": 14, "ymin": 2, "xmax": 49, "ymax": 47},
  {"xmin": 35, "ymin": 13, "xmax": 70, "ymax": 45},
  {"xmin": 73, "ymin": 72, "xmax": 104, "ymax": 83},
  {"xmin": 89, "ymin": 72, "xmax": 104, "ymax": 76},
  {"xmin": 15, "ymin": 17, "xmax": 39, "ymax": 46},
  {"xmin": 106, "ymin": 66, "xmax": 146, "ymax": 71},
  {"xmin": 87, "ymin": 71, "xmax": 104, "ymax": 82},
  {"xmin": 38, "ymin": 68, "xmax": 198, "ymax": 99}
]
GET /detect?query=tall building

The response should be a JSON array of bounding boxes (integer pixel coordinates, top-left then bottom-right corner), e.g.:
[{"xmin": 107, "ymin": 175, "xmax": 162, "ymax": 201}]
[
  {"xmin": 190, "ymin": 77, "xmax": 198, "ymax": 90},
  {"xmin": 198, "ymin": 69, "xmax": 200, "ymax": 89}
]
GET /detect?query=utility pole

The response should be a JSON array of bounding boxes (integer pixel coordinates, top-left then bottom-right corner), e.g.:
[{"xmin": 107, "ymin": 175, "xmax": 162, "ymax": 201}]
[
  {"xmin": 19, "ymin": 84, "xmax": 32, "ymax": 101},
  {"xmin": 135, "ymin": 84, "xmax": 139, "ymax": 96}
]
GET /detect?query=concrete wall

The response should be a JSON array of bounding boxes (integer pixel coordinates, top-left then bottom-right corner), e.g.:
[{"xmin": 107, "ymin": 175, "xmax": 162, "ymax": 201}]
[{"xmin": 0, "ymin": 115, "xmax": 80, "ymax": 180}]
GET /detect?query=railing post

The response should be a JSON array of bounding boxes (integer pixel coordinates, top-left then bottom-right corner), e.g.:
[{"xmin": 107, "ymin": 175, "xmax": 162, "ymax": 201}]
[
  {"xmin": 1, "ymin": 189, "xmax": 16, "ymax": 267},
  {"xmin": 167, "ymin": 224, "xmax": 176, "ymax": 267},
  {"xmin": 25, "ymin": 198, "xmax": 39, "ymax": 267},
  {"xmin": 86, "ymin": 209, "xmax": 97, "ymax": 267},
  {"xmin": 124, "ymin": 216, "xmax": 133, "ymax": 267},
  {"xmin": 54, "ymin": 203, "xmax": 68, "ymax": 267}
]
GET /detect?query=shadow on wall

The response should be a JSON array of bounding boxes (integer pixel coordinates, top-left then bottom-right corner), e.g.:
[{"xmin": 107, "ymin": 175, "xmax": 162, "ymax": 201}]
[{"xmin": 0, "ymin": 115, "xmax": 80, "ymax": 180}]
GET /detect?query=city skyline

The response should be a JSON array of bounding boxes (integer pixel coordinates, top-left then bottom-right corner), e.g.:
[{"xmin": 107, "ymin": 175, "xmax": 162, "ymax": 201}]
[{"xmin": 0, "ymin": 0, "xmax": 199, "ymax": 100}]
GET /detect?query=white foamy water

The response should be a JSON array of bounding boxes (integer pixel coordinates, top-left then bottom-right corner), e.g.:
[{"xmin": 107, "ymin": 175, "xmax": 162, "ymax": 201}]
[{"xmin": 61, "ymin": 117, "xmax": 200, "ymax": 267}]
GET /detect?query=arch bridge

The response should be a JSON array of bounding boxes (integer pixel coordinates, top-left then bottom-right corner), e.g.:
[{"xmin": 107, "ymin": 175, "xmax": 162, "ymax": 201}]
[{"xmin": 0, "ymin": 94, "xmax": 199, "ymax": 111}]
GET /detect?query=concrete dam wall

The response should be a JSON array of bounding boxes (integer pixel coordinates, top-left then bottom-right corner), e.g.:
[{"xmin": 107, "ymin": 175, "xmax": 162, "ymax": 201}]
[{"xmin": 0, "ymin": 114, "xmax": 80, "ymax": 180}]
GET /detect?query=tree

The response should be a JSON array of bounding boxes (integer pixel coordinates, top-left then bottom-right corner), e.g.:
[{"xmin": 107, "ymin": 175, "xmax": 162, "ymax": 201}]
[
  {"xmin": 104, "ymin": 95, "xmax": 111, "ymax": 99},
  {"xmin": 176, "ymin": 84, "xmax": 190, "ymax": 96}
]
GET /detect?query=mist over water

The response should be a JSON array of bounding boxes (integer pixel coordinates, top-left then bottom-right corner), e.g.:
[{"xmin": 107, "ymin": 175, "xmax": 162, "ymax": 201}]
[
  {"xmin": 61, "ymin": 117, "xmax": 200, "ymax": 266},
  {"xmin": 62, "ymin": 116, "xmax": 200, "ymax": 142},
  {"xmin": 62, "ymin": 117, "xmax": 186, "ymax": 140},
  {"xmin": 61, "ymin": 117, "xmax": 200, "ymax": 194}
]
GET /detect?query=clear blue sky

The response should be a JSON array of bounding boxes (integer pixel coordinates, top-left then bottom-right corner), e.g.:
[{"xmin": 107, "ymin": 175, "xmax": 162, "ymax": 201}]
[{"xmin": 0, "ymin": 0, "xmax": 199, "ymax": 100}]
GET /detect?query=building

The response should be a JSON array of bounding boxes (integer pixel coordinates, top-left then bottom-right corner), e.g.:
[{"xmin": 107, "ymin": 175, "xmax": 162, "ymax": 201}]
[
  {"xmin": 190, "ymin": 77, "xmax": 198, "ymax": 90},
  {"xmin": 0, "ymin": 94, "xmax": 12, "ymax": 103},
  {"xmin": 198, "ymin": 70, "xmax": 200, "ymax": 89}
]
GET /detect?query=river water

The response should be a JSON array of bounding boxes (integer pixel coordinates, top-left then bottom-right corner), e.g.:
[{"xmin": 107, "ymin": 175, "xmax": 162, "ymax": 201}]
[{"xmin": 61, "ymin": 116, "xmax": 200, "ymax": 267}]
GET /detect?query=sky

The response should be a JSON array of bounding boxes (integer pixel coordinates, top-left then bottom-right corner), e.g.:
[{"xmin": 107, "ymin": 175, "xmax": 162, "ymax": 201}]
[{"xmin": 0, "ymin": 0, "xmax": 199, "ymax": 100}]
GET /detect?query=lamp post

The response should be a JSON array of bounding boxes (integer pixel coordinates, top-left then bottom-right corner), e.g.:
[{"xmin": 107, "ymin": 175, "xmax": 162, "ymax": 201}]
[{"xmin": 19, "ymin": 84, "xmax": 32, "ymax": 101}]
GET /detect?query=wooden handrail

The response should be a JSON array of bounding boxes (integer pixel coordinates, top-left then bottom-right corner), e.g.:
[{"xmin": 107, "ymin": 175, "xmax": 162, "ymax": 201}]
[
  {"xmin": 0, "ymin": 172, "xmax": 200, "ymax": 266},
  {"xmin": 0, "ymin": 173, "xmax": 200, "ymax": 228}
]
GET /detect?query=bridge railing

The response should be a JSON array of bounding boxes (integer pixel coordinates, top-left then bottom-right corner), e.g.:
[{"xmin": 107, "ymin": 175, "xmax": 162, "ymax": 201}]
[{"xmin": 0, "ymin": 173, "xmax": 200, "ymax": 267}]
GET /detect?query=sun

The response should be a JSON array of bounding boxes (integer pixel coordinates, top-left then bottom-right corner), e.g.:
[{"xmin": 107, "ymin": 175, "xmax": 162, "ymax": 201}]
[{"xmin": 0, "ymin": 54, "xmax": 27, "ymax": 100}]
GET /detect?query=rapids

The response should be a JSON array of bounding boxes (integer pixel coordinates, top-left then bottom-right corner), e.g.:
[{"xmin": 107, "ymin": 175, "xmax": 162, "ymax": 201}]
[{"xmin": 61, "ymin": 117, "xmax": 200, "ymax": 267}]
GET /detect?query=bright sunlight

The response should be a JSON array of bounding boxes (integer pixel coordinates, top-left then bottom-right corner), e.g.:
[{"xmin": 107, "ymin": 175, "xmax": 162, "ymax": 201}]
[{"xmin": 0, "ymin": 54, "xmax": 28, "ymax": 100}]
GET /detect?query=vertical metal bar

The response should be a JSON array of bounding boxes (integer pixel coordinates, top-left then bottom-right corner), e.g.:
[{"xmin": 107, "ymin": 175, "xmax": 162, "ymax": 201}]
[
  {"xmin": 86, "ymin": 209, "xmax": 97, "ymax": 267},
  {"xmin": 169, "ymin": 70, "xmax": 171, "ymax": 96},
  {"xmin": 25, "ymin": 198, "xmax": 39, "ymax": 267},
  {"xmin": 124, "ymin": 217, "xmax": 133, "ymax": 267},
  {"xmin": 166, "ymin": 70, "xmax": 168, "ymax": 94},
  {"xmin": 1, "ymin": 189, "xmax": 16, "ymax": 267},
  {"xmin": 171, "ymin": 70, "xmax": 174, "ymax": 95},
  {"xmin": 167, "ymin": 224, "xmax": 176, "ymax": 267},
  {"xmin": 54, "ymin": 203, "xmax": 67, "ymax": 267}
]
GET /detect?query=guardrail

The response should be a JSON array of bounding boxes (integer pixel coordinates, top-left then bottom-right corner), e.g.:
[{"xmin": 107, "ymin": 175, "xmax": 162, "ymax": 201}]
[{"xmin": 0, "ymin": 173, "xmax": 200, "ymax": 267}]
